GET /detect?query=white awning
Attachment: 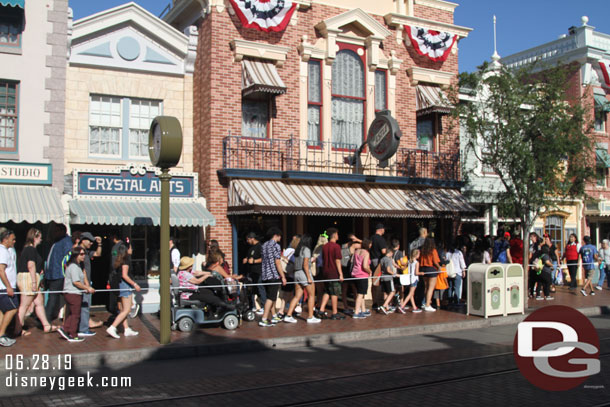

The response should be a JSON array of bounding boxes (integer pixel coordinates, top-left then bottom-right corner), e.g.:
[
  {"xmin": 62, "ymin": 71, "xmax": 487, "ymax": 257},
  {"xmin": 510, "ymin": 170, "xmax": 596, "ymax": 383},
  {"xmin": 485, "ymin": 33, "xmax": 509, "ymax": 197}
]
[{"xmin": 416, "ymin": 85, "xmax": 453, "ymax": 116}]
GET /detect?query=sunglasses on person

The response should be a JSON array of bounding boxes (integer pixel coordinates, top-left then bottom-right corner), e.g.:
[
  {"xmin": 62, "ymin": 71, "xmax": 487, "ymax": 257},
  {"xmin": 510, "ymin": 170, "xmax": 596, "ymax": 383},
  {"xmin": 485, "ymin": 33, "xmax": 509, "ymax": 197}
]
[{"xmin": 78, "ymin": 252, "xmax": 86, "ymax": 256}]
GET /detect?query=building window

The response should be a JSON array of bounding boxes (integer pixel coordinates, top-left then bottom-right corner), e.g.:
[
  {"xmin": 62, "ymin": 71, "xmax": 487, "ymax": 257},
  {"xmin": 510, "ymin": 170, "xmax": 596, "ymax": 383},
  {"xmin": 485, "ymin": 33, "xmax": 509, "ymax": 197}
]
[
  {"xmin": 0, "ymin": 5, "xmax": 24, "ymax": 50},
  {"xmin": 331, "ymin": 45, "xmax": 365, "ymax": 149},
  {"xmin": 307, "ymin": 60, "xmax": 322, "ymax": 146},
  {"xmin": 241, "ymin": 99, "xmax": 268, "ymax": 139},
  {"xmin": 416, "ymin": 116, "xmax": 435, "ymax": 151},
  {"xmin": 374, "ymin": 70, "xmax": 387, "ymax": 112},
  {"xmin": 129, "ymin": 99, "xmax": 161, "ymax": 158},
  {"xmin": 89, "ymin": 95, "xmax": 162, "ymax": 159},
  {"xmin": 595, "ymin": 111, "xmax": 606, "ymax": 133},
  {"xmin": 597, "ymin": 167, "xmax": 606, "ymax": 187},
  {"xmin": 545, "ymin": 215, "xmax": 564, "ymax": 255},
  {"xmin": 0, "ymin": 81, "xmax": 18, "ymax": 152}
]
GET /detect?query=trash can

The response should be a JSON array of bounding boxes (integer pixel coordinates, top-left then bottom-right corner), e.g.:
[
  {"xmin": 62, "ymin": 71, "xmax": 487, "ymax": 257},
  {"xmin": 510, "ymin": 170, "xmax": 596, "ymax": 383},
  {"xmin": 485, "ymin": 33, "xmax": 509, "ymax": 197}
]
[
  {"xmin": 467, "ymin": 263, "xmax": 505, "ymax": 318},
  {"xmin": 502, "ymin": 263, "xmax": 524, "ymax": 315}
]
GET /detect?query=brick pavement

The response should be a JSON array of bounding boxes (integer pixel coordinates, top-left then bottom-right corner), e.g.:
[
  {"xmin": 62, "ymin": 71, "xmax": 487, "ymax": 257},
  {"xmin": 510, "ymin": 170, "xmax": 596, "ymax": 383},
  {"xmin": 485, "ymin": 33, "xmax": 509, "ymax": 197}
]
[{"xmin": 0, "ymin": 285, "xmax": 607, "ymax": 363}]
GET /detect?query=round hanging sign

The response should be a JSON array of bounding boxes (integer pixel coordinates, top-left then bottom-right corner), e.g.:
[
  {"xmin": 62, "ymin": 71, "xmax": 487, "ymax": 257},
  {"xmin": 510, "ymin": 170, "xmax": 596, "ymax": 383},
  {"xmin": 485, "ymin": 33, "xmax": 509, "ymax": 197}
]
[{"xmin": 367, "ymin": 110, "xmax": 402, "ymax": 162}]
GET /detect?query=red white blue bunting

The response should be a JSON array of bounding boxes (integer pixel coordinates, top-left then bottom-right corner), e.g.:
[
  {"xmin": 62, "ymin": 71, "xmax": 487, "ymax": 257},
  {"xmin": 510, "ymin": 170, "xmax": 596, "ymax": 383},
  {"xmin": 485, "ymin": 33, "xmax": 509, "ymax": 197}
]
[
  {"xmin": 405, "ymin": 26, "xmax": 457, "ymax": 62},
  {"xmin": 228, "ymin": 0, "xmax": 296, "ymax": 33},
  {"xmin": 600, "ymin": 61, "xmax": 610, "ymax": 87}
]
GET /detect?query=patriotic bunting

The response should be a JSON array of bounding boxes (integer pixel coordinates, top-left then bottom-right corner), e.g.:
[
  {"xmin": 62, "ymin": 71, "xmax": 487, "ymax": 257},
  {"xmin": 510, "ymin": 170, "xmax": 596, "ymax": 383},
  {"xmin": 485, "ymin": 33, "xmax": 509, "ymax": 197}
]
[
  {"xmin": 228, "ymin": 0, "xmax": 296, "ymax": 33},
  {"xmin": 600, "ymin": 61, "xmax": 610, "ymax": 87},
  {"xmin": 405, "ymin": 26, "xmax": 457, "ymax": 62}
]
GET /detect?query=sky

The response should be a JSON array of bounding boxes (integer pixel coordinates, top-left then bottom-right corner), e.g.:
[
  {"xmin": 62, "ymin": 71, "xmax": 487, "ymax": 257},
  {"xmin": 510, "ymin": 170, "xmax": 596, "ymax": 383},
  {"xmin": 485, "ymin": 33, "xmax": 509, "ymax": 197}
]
[{"xmin": 69, "ymin": 0, "xmax": 610, "ymax": 73}]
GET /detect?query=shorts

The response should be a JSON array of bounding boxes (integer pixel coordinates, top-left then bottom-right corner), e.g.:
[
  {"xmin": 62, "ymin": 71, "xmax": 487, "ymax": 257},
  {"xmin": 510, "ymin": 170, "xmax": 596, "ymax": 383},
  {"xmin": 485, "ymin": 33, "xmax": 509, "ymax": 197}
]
[
  {"xmin": 433, "ymin": 288, "xmax": 447, "ymax": 300},
  {"xmin": 355, "ymin": 278, "xmax": 369, "ymax": 295},
  {"xmin": 585, "ymin": 268, "xmax": 595, "ymax": 279},
  {"xmin": 294, "ymin": 270, "xmax": 312, "ymax": 287},
  {"xmin": 342, "ymin": 265, "xmax": 352, "ymax": 279},
  {"xmin": 17, "ymin": 272, "xmax": 40, "ymax": 294},
  {"xmin": 119, "ymin": 281, "xmax": 132, "ymax": 298},
  {"xmin": 263, "ymin": 279, "xmax": 281, "ymax": 301},
  {"xmin": 0, "ymin": 289, "xmax": 19, "ymax": 312},
  {"xmin": 324, "ymin": 281, "xmax": 342, "ymax": 296},
  {"xmin": 381, "ymin": 278, "xmax": 395, "ymax": 294},
  {"xmin": 420, "ymin": 266, "xmax": 439, "ymax": 277}
]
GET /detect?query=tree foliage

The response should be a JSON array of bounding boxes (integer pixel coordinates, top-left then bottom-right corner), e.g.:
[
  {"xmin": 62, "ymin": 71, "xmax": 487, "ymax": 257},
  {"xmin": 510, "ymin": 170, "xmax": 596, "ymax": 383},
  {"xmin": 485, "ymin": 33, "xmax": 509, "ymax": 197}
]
[{"xmin": 452, "ymin": 62, "xmax": 596, "ymax": 235}]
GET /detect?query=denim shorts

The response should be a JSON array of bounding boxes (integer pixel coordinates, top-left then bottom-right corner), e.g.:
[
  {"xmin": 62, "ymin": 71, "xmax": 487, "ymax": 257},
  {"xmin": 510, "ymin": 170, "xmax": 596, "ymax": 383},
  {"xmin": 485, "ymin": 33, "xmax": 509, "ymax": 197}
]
[
  {"xmin": 118, "ymin": 281, "xmax": 132, "ymax": 298},
  {"xmin": 0, "ymin": 289, "xmax": 19, "ymax": 312}
]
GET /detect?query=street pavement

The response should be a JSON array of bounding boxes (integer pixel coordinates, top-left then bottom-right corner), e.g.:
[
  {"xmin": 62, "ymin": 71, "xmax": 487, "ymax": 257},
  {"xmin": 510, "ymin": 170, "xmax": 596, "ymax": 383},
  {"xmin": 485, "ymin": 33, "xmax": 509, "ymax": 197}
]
[{"xmin": 1, "ymin": 315, "xmax": 609, "ymax": 406}]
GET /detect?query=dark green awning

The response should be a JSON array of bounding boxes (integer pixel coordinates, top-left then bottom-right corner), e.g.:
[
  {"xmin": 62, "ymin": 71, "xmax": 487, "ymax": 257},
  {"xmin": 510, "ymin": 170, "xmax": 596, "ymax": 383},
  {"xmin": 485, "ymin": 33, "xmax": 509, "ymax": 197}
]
[
  {"xmin": 0, "ymin": 0, "xmax": 24, "ymax": 8},
  {"xmin": 596, "ymin": 149, "xmax": 610, "ymax": 168},
  {"xmin": 594, "ymin": 94, "xmax": 610, "ymax": 113}
]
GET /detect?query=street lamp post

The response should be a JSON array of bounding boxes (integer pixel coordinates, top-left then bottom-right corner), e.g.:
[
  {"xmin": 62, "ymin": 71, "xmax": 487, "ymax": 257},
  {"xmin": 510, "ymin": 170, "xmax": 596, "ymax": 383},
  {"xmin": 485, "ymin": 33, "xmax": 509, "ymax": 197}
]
[{"xmin": 149, "ymin": 116, "xmax": 183, "ymax": 345}]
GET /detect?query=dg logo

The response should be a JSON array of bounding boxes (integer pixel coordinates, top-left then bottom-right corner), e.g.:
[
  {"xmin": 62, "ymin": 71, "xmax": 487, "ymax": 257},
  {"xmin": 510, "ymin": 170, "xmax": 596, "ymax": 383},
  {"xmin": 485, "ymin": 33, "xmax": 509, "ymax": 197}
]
[{"xmin": 513, "ymin": 305, "xmax": 600, "ymax": 391}]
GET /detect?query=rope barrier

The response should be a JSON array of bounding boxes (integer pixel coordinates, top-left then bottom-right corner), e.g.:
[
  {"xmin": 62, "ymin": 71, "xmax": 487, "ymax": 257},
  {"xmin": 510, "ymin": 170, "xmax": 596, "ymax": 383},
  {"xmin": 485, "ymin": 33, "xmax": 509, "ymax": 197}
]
[{"xmin": 7, "ymin": 260, "xmax": 602, "ymax": 296}]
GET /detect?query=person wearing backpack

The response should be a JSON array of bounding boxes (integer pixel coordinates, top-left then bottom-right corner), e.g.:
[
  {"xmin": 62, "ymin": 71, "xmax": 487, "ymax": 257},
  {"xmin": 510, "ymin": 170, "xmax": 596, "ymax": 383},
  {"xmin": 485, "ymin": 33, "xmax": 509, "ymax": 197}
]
[
  {"xmin": 579, "ymin": 236, "xmax": 599, "ymax": 296},
  {"xmin": 535, "ymin": 245, "xmax": 554, "ymax": 300},
  {"xmin": 492, "ymin": 232, "xmax": 513, "ymax": 264}
]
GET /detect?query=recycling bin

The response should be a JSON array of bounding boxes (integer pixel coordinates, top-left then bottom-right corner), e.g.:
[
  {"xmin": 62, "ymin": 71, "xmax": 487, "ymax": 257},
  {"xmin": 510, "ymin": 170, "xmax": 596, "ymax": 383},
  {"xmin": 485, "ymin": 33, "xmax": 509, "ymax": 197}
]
[
  {"xmin": 467, "ymin": 263, "xmax": 505, "ymax": 318},
  {"xmin": 502, "ymin": 263, "xmax": 524, "ymax": 315}
]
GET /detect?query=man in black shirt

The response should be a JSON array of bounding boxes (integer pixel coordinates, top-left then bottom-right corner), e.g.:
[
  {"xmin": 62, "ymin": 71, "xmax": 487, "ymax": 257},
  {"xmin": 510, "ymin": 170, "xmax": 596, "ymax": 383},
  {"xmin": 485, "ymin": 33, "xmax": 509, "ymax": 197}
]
[
  {"xmin": 370, "ymin": 224, "xmax": 387, "ymax": 310},
  {"xmin": 244, "ymin": 233, "xmax": 264, "ymax": 314}
]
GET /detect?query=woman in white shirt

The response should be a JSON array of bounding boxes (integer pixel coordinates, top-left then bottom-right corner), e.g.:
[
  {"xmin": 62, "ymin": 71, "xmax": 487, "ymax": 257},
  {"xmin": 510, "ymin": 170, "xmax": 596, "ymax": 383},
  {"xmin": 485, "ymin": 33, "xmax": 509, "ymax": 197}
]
[{"xmin": 447, "ymin": 242, "xmax": 467, "ymax": 304}]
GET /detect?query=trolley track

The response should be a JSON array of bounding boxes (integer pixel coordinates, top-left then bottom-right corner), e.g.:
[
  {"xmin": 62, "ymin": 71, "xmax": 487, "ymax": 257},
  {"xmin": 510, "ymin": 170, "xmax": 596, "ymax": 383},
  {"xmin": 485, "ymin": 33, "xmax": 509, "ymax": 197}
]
[{"xmin": 98, "ymin": 337, "xmax": 610, "ymax": 407}]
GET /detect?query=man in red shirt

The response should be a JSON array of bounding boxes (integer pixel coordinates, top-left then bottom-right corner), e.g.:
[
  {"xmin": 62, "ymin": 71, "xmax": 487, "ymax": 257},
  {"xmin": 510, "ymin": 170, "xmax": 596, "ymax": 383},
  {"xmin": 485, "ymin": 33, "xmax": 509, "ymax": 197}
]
[
  {"xmin": 318, "ymin": 228, "xmax": 345, "ymax": 320},
  {"xmin": 509, "ymin": 232, "xmax": 524, "ymax": 266}
]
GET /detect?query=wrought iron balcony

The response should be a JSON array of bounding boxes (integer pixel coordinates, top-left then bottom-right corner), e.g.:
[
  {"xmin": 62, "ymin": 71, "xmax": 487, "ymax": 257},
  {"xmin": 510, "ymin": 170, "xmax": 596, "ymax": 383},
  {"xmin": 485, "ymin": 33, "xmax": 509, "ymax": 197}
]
[{"xmin": 221, "ymin": 135, "xmax": 460, "ymax": 184}]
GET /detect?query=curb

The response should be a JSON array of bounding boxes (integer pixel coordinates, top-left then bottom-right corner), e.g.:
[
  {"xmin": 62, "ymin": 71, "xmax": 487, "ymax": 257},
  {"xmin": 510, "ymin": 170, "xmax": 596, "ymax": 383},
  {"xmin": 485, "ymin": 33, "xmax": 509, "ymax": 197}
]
[{"xmin": 3, "ymin": 305, "xmax": 608, "ymax": 370}]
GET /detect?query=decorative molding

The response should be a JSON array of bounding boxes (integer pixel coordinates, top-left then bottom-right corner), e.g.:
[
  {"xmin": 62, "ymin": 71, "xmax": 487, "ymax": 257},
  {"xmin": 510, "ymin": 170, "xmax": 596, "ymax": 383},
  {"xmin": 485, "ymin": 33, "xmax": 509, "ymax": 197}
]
[
  {"xmin": 294, "ymin": 0, "xmax": 312, "ymax": 10},
  {"xmin": 407, "ymin": 66, "xmax": 454, "ymax": 87},
  {"xmin": 384, "ymin": 13, "xmax": 472, "ymax": 43},
  {"xmin": 387, "ymin": 50, "xmax": 403, "ymax": 75},
  {"xmin": 230, "ymin": 39, "xmax": 291, "ymax": 66},
  {"xmin": 184, "ymin": 25, "xmax": 198, "ymax": 74},
  {"xmin": 316, "ymin": 8, "xmax": 392, "ymax": 40},
  {"xmin": 297, "ymin": 35, "xmax": 325, "ymax": 62},
  {"xmin": 414, "ymin": 0, "xmax": 458, "ymax": 12}
]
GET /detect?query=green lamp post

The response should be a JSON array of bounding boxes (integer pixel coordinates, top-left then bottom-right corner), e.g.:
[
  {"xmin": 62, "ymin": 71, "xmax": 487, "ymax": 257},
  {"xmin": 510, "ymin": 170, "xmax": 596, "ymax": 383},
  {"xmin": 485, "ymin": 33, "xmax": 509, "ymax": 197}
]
[{"xmin": 149, "ymin": 116, "xmax": 183, "ymax": 345}]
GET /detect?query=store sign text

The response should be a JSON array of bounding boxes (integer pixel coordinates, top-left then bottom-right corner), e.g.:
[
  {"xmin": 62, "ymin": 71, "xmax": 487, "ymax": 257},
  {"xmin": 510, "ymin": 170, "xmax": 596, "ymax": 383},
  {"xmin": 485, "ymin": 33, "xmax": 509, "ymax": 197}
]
[
  {"xmin": 0, "ymin": 162, "xmax": 52, "ymax": 185},
  {"xmin": 77, "ymin": 170, "xmax": 194, "ymax": 198}
]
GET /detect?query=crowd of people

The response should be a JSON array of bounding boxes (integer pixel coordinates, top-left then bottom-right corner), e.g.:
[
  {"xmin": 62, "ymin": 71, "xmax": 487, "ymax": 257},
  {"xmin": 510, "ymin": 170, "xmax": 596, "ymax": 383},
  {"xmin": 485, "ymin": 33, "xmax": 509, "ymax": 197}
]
[
  {"xmin": 0, "ymin": 225, "xmax": 141, "ymax": 347},
  {"xmin": 1, "ymin": 222, "xmax": 607, "ymax": 346}
]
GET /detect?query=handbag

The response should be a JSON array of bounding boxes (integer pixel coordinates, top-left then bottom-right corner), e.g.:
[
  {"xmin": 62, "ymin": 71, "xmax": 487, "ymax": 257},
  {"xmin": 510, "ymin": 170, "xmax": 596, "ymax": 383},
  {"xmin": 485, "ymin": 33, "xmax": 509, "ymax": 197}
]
[
  {"xmin": 446, "ymin": 259, "xmax": 457, "ymax": 279},
  {"xmin": 435, "ymin": 270, "xmax": 449, "ymax": 290},
  {"xmin": 372, "ymin": 263, "xmax": 382, "ymax": 286}
]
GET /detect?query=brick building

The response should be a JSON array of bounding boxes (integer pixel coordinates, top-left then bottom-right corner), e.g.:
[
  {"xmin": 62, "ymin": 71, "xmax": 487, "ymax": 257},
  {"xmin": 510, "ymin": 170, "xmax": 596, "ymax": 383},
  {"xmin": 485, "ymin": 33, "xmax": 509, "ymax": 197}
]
[
  {"xmin": 164, "ymin": 0, "xmax": 473, "ymax": 270},
  {"xmin": 501, "ymin": 16, "xmax": 610, "ymax": 249}
]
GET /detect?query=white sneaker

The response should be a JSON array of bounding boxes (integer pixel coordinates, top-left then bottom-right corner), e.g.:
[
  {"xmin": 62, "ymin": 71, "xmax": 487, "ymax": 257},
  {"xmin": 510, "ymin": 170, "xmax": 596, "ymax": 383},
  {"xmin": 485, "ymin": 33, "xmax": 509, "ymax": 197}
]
[
  {"xmin": 283, "ymin": 315, "xmax": 297, "ymax": 323},
  {"xmin": 595, "ymin": 286, "xmax": 602, "ymax": 291},
  {"xmin": 581, "ymin": 289, "xmax": 588, "ymax": 296},
  {"xmin": 424, "ymin": 306, "xmax": 436, "ymax": 312},
  {"xmin": 124, "ymin": 328, "xmax": 139, "ymax": 337},
  {"xmin": 307, "ymin": 316, "xmax": 321, "ymax": 323},
  {"xmin": 295, "ymin": 305, "xmax": 302, "ymax": 314},
  {"xmin": 255, "ymin": 308, "xmax": 264, "ymax": 315},
  {"xmin": 106, "ymin": 326, "xmax": 120, "ymax": 339}
]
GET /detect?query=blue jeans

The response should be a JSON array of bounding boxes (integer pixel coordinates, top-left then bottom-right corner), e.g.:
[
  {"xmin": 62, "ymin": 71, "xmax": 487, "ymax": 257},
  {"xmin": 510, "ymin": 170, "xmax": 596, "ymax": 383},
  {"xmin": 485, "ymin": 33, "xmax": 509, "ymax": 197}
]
[
  {"xmin": 448, "ymin": 274, "xmax": 463, "ymax": 302},
  {"xmin": 78, "ymin": 293, "xmax": 91, "ymax": 333},
  {"xmin": 597, "ymin": 266, "xmax": 610, "ymax": 288}
]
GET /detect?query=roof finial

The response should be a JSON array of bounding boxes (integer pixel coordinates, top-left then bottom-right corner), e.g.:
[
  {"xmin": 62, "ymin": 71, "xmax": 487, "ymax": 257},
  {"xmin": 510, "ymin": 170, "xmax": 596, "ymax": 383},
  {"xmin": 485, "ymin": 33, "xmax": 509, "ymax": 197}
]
[{"xmin": 490, "ymin": 14, "xmax": 501, "ymax": 69}]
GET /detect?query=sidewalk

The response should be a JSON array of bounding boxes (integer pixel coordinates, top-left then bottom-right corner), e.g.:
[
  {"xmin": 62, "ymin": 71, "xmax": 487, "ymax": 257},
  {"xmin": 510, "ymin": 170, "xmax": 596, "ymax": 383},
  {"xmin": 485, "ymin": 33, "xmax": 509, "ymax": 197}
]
[{"xmin": 0, "ymin": 285, "xmax": 608, "ymax": 369}]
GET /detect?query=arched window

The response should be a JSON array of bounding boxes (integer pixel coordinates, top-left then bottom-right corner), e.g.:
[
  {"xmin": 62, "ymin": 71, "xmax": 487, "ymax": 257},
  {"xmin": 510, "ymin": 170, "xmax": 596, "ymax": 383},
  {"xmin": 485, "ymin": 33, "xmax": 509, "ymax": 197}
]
[
  {"xmin": 331, "ymin": 47, "xmax": 365, "ymax": 149},
  {"xmin": 545, "ymin": 215, "xmax": 564, "ymax": 255}
]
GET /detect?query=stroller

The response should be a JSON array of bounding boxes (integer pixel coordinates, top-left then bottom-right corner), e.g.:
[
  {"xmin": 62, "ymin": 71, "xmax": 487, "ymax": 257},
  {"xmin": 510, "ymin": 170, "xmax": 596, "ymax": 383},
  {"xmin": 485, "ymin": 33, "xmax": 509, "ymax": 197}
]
[
  {"xmin": 170, "ymin": 273, "xmax": 244, "ymax": 331},
  {"xmin": 226, "ymin": 276, "xmax": 256, "ymax": 323}
]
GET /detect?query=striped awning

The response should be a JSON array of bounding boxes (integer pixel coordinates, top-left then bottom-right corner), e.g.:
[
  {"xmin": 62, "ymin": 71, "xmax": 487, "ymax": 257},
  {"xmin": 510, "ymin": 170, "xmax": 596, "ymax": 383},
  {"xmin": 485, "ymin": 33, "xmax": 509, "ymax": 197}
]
[
  {"xmin": 0, "ymin": 185, "xmax": 65, "ymax": 224},
  {"xmin": 242, "ymin": 59, "xmax": 286, "ymax": 97},
  {"xmin": 228, "ymin": 179, "xmax": 475, "ymax": 218},
  {"xmin": 0, "ymin": 0, "xmax": 24, "ymax": 8},
  {"xmin": 416, "ymin": 85, "xmax": 453, "ymax": 116},
  {"xmin": 70, "ymin": 199, "xmax": 216, "ymax": 227},
  {"xmin": 594, "ymin": 94, "xmax": 610, "ymax": 113}
]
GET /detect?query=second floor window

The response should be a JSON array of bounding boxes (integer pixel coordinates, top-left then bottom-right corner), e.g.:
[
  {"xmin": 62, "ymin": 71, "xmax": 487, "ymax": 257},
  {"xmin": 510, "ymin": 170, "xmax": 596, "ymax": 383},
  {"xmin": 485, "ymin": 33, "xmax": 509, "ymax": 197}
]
[
  {"xmin": 307, "ymin": 60, "xmax": 322, "ymax": 145},
  {"xmin": 416, "ymin": 117, "xmax": 434, "ymax": 151},
  {"xmin": 0, "ymin": 5, "xmax": 24, "ymax": 49},
  {"xmin": 331, "ymin": 46, "xmax": 365, "ymax": 149},
  {"xmin": 374, "ymin": 70, "xmax": 387, "ymax": 112},
  {"xmin": 241, "ymin": 99, "xmax": 268, "ymax": 139},
  {"xmin": 595, "ymin": 111, "xmax": 606, "ymax": 133},
  {"xmin": 0, "ymin": 81, "xmax": 18, "ymax": 152},
  {"xmin": 89, "ymin": 95, "xmax": 162, "ymax": 159}
]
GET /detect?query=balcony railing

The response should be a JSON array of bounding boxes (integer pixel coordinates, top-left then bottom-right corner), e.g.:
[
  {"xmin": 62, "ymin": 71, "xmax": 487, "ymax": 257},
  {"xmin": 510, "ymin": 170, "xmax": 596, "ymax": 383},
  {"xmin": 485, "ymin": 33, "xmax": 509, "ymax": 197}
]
[{"xmin": 222, "ymin": 135, "xmax": 460, "ymax": 183}]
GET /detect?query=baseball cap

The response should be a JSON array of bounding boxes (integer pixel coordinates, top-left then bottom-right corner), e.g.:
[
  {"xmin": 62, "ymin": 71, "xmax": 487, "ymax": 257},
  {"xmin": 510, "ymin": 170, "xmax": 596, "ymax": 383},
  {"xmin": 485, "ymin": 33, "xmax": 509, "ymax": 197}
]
[
  {"xmin": 80, "ymin": 232, "xmax": 95, "ymax": 242},
  {"xmin": 504, "ymin": 232, "xmax": 511, "ymax": 239},
  {"xmin": 375, "ymin": 223, "xmax": 385, "ymax": 230}
]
